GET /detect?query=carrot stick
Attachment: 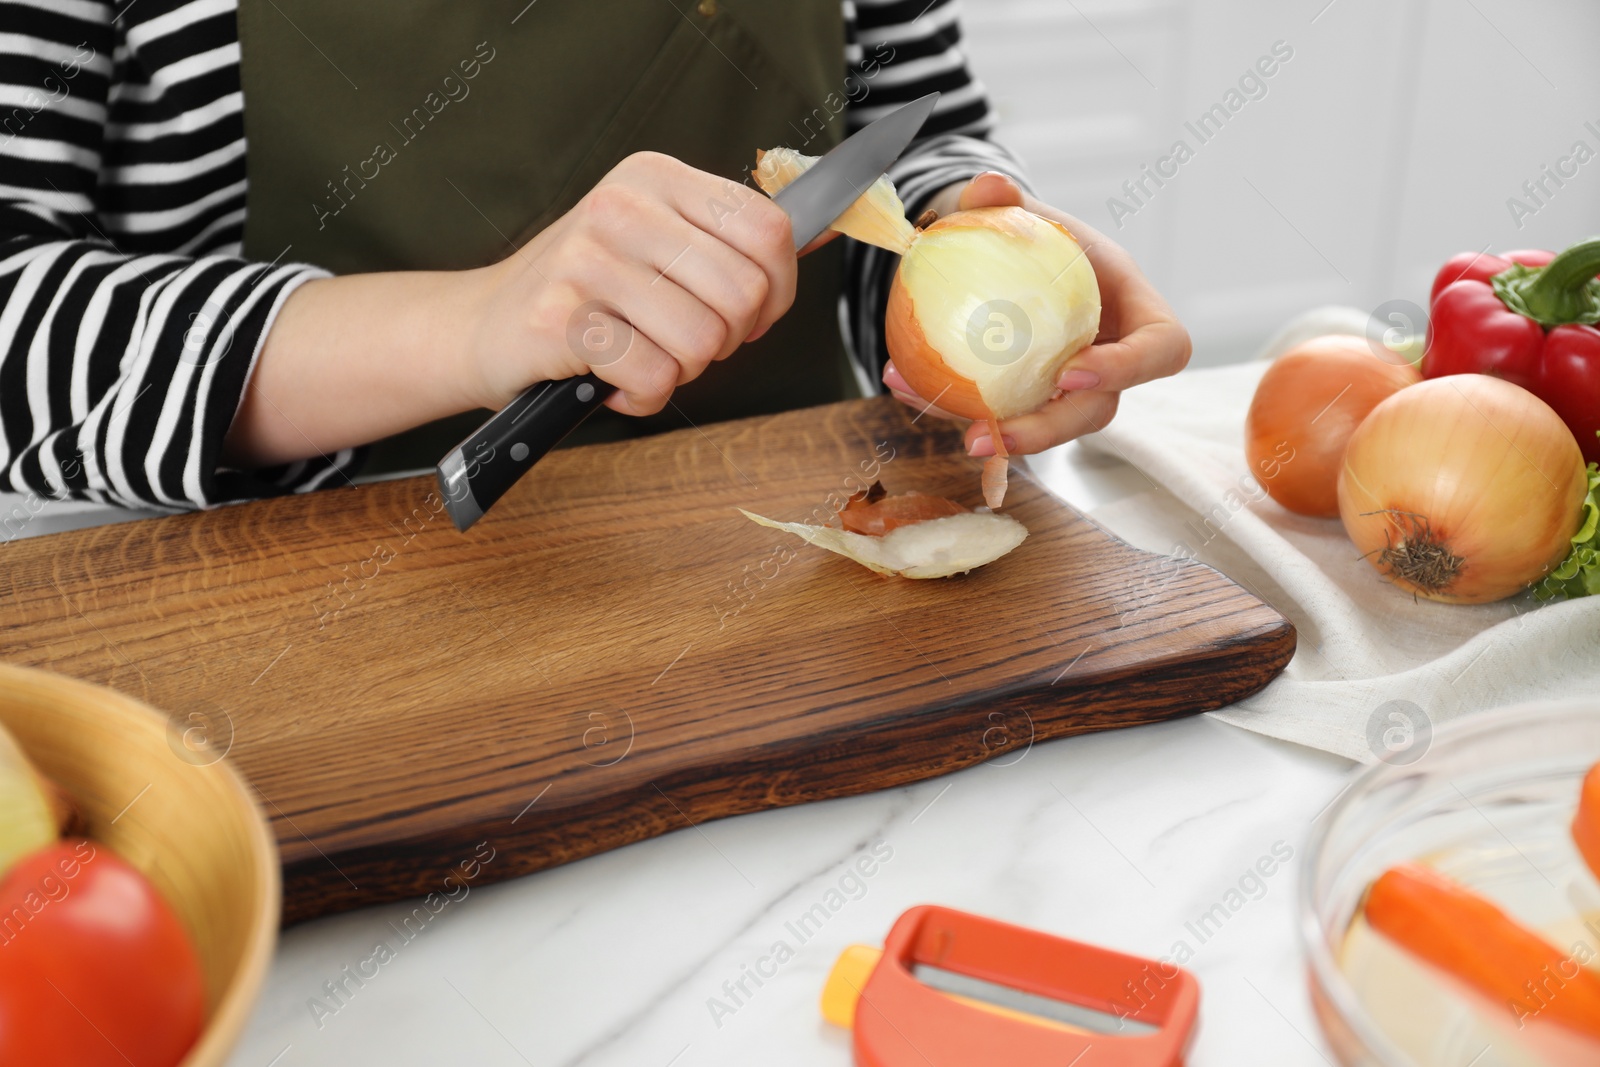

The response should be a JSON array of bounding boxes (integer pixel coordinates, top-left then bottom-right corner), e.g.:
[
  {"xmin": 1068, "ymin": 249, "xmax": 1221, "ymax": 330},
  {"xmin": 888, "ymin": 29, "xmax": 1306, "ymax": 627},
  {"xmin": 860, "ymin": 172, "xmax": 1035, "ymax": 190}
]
[
  {"xmin": 1364, "ymin": 863, "xmax": 1600, "ymax": 1040},
  {"xmin": 1573, "ymin": 761, "xmax": 1600, "ymax": 882}
]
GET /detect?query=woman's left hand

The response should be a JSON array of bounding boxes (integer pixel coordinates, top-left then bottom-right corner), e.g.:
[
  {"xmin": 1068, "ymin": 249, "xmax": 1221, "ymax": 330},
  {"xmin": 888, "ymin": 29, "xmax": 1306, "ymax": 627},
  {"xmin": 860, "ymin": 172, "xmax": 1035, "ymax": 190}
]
[{"xmin": 883, "ymin": 172, "xmax": 1192, "ymax": 457}]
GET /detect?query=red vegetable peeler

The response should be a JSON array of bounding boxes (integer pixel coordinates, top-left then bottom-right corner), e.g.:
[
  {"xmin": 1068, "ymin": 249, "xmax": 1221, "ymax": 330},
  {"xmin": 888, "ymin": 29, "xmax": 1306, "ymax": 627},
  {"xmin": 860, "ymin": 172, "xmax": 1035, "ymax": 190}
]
[{"xmin": 821, "ymin": 905, "xmax": 1199, "ymax": 1067}]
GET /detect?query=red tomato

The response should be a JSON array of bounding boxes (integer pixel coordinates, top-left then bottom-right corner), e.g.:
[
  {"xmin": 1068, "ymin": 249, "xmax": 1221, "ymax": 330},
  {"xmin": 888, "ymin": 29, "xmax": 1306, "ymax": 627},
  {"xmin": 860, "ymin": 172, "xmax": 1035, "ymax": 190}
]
[{"xmin": 0, "ymin": 840, "xmax": 205, "ymax": 1067}]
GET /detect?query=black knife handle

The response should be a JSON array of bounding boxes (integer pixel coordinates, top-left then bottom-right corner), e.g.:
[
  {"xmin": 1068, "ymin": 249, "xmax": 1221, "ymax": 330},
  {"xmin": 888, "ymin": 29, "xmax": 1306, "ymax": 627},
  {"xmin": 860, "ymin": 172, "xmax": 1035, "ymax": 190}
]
[{"xmin": 435, "ymin": 373, "xmax": 611, "ymax": 531}]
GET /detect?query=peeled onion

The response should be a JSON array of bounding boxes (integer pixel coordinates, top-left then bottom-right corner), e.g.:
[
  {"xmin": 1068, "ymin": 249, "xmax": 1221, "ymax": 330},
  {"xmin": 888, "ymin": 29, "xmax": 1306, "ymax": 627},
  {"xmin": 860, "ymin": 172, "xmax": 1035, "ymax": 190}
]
[
  {"xmin": 1246, "ymin": 335, "xmax": 1419, "ymax": 517},
  {"xmin": 884, "ymin": 206, "xmax": 1100, "ymax": 422},
  {"xmin": 755, "ymin": 149, "xmax": 1100, "ymax": 422},
  {"xmin": 1338, "ymin": 375, "xmax": 1587, "ymax": 603},
  {"xmin": 753, "ymin": 148, "xmax": 1100, "ymax": 515}
]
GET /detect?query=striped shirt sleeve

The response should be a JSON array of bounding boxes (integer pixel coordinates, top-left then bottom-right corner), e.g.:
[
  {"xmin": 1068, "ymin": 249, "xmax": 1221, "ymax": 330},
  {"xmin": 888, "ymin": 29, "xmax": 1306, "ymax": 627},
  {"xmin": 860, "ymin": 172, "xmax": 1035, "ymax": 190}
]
[
  {"xmin": 0, "ymin": 0, "xmax": 349, "ymax": 512},
  {"xmin": 840, "ymin": 0, "xmax": 1033, "ymax": 392}
]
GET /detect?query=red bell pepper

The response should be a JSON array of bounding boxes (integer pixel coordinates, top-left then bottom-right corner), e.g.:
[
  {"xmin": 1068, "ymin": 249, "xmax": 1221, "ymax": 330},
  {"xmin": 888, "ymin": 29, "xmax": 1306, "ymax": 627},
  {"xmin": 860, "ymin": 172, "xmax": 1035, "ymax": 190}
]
[{"xmin": 1424, "ymin": 238, "xmax": 1600, "ymax": 463}]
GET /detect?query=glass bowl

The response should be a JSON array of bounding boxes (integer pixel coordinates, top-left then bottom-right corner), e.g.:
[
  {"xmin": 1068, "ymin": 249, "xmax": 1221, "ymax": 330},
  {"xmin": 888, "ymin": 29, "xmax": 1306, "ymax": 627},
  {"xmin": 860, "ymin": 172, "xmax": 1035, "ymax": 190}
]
[{"xmin": 1301, "ymin": 699, "xmax": 1600, "ymax": 1067}]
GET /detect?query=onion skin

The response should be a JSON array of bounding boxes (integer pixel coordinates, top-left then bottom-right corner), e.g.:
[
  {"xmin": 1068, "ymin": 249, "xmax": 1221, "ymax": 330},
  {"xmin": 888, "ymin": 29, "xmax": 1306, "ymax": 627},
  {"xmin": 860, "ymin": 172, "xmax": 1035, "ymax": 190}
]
[
  {"xmin": 887, "ymin": 277, "xmax": 987, "ymax": 418},
  {"xmin": 839, "ymin": 492, "xmax": 966, "ymax": 536},
  {"xmin": 887, "ymin": 206, "xmax": 1100, "ymax": 422},
  {"xmin": 981, "ymin": 456, "xmax": 1009, "ymax": 511},
  {"xmin": 1338, "ymin": 376, "xmax": 1587, "ymax": 603},
  {"xmin": 1246, "ymin": 336, "xmax": 1420, "ymax": 517}
]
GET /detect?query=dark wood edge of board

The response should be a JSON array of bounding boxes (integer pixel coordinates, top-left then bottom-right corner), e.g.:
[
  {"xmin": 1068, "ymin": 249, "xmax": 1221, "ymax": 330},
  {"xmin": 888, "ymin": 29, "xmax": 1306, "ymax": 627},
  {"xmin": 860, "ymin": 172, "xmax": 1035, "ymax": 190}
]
[{"xmin": 278, "ymin": 607, "xmax": 1294, "ymax": 925}]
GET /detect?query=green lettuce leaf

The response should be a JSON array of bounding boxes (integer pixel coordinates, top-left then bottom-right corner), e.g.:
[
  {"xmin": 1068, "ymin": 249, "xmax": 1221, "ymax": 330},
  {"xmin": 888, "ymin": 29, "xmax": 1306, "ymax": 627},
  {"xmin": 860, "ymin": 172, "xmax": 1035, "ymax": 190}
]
[{"xmin": 1534, "ymin": 461, "xmax": 1600, "ymax": 601}]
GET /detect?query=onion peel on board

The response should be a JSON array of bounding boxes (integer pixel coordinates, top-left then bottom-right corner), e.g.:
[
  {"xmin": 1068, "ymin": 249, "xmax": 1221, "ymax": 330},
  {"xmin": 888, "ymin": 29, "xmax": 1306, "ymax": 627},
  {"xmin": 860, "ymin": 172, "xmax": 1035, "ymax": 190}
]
[
  {"xmin": 840, "ymin": 480, "xmax": 886, "ymax": 509},
  {"xmin": 739, "ymin": 483, "xmax": 1026, "ymax": 579},
  {"xmin": 837, "ymin": 483, "xmax": 966, "ymax": 536}
]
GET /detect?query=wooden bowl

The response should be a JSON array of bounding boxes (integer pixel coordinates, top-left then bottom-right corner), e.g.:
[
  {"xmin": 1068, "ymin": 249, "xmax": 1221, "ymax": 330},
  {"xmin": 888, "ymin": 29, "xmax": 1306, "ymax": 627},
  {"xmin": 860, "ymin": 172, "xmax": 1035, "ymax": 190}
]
[{"xmin": 0, "ymin": 663, "xmax": 278, "ymax": 1067}]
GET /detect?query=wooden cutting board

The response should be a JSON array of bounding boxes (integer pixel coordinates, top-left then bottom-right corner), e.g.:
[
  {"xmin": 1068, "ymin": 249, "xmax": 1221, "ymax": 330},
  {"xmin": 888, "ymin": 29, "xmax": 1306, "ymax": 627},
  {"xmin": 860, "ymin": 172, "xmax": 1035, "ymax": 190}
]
[{"xmin": 0, "ymin": 398, "xmax": 1293, "ymax": 924}]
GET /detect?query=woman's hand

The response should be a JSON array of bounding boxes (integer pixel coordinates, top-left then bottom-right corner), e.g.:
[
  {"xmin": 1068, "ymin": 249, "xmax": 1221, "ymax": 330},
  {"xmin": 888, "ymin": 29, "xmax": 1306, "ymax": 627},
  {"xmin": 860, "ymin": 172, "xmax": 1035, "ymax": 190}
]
[
  {"xmin": 227, "ymin": 152, "xmax": 797, "ymax": 467},
  {"xmin": 883, "ymin": 172, "xmax": 1191, "ymax": 456},
  {"xmin": 468, "ymin": 151, "xmax": 798, "ymax": 417}
]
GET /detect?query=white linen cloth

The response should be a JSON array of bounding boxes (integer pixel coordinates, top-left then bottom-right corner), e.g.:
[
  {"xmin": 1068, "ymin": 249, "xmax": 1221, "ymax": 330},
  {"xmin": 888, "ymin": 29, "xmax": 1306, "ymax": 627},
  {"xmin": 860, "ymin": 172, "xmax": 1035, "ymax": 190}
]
[{"xmin": 1069, "ymin": 310, "xmax": 1600, "ymax": 762}]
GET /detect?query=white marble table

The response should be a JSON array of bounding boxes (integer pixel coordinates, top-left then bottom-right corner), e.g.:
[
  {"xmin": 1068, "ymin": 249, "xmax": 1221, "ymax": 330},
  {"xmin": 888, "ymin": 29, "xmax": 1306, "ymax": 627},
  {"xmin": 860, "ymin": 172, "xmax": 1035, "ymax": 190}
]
[{"xmin": 1, "ymin": 443, "xmax": 1355, "ymax": 1067}]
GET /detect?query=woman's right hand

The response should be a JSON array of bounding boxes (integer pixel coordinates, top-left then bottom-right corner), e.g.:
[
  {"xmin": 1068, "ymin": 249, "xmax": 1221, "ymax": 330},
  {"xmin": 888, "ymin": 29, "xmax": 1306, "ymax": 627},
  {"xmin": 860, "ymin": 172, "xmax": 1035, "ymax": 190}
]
[
  {"xmin": 226, "ymin": 152, "xmax": 794, "ymax": 468},
  {"xmin": 463, "ymin": 151, "xmax": 798, "ymax": 417}
]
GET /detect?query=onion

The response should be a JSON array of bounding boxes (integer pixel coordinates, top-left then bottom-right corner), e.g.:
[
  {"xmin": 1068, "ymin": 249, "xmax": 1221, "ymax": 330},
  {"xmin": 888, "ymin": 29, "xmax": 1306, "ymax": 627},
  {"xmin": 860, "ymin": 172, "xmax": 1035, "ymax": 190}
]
[
  {"xmin": 1338, "ymin": 375, "xmax": 1587, "ymax": 603},
  {"xmin": 754, "ymin": 150, "xmax": 1099, "ymax": 421},
  {"xmin": 884, "ymin": 207, "xmax": 1100, "ymax": 422},
  {"xmin": 754, "ymin": 150, "xmax": 1102, "ymax": 511},
  {"xmin": 1245, "ymin": 335, "xmax": 1419, "ymax": 517}
]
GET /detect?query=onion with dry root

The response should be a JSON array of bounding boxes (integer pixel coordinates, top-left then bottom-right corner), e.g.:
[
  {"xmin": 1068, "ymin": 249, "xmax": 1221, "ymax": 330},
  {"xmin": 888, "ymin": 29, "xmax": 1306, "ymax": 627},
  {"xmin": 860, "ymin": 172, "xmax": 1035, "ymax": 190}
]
[
  {"xmin": 740, "ymin": 481, "xmax": 1026, "ymax": 579},
  {"xmin": 754, "ymin": 149, "xmax": 1101, "ymax": 509},
  {"xmin": 1245, "ymin": 335, "xmax": 1420, "ymax": 517},
  {"xmin": 1338, "ymin": 375, "xmax": 1588, "ymax": 603}
]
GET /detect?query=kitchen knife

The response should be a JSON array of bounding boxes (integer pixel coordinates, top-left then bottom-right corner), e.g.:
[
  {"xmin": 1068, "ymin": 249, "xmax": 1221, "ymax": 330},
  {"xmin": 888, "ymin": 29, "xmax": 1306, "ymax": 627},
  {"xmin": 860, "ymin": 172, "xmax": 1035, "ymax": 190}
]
[{"xmin": 435, "ymin": 91, "xmax": 941, "ymax": 532}]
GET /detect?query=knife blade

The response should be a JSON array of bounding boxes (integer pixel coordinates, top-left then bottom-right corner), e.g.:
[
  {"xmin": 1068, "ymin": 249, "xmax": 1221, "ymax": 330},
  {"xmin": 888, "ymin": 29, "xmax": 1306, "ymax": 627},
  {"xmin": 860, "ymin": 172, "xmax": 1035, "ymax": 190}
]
[
  {"xmin": 436, "ymin": 92, "xmax": 940, "ymax": 532},
  {"xmin": 772, "ymin": 91, "xmax": 940, "ymax": 252}
]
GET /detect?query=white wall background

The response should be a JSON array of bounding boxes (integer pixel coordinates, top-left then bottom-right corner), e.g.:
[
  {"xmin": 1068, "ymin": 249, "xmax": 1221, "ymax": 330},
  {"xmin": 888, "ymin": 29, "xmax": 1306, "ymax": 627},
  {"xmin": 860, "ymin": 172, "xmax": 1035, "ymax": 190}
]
[{"xmin": 963, "ymin": 0, "xmax": 1600, "ymax": 366}]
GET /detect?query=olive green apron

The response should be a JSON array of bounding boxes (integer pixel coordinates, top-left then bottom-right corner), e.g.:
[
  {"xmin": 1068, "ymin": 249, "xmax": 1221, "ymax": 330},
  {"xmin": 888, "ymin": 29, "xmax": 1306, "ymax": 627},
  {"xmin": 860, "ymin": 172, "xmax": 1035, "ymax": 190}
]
[{"xmin": 237, "ymin": 0, "xmax": 857, "ymax": 472}]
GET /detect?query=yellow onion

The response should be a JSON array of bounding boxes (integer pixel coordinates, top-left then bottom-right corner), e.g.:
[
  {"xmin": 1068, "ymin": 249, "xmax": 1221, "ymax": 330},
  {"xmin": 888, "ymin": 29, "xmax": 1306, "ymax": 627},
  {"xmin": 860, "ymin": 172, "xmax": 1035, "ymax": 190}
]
[
  {"xmin": 885, "ymin": 207, "xmax": 1100, "ymax": 422},
  {"xmin": 1245, "ymin": 335, "xmax": 1419, "ymax": 518},
  {"xmin": 754, "ymin": 149, "xmax": 1099, "ymax": 514},
  {"xmin": 753, "ymin": 149, "xmax": 1101, "ymax": 423},
  {"xmin": 1338, "ymin": 375, "xmax": 1587, "ymax": 603}
]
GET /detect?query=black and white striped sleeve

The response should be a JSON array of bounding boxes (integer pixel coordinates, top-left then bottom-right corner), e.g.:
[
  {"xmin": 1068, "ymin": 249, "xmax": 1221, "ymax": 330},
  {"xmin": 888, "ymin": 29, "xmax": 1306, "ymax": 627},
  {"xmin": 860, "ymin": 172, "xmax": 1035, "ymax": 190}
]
[
  {"xmin": 840, "ymin": 0, "xmax": 1033, "ymax": 389},
  {"xmin": 0, "ymin": 0, "xmax": 347, "ymax": 512}
]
